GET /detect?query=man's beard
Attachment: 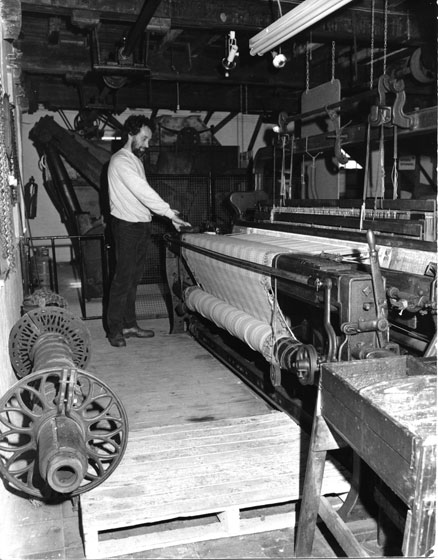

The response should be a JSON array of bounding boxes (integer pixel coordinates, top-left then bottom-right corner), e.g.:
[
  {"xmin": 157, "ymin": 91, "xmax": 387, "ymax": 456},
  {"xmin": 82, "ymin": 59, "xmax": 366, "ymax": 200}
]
[
  {"xmin": 131, "ymin": 139, "xmax": 146, "ymax": 159},
  {"xmin": 132, "ymin": 147, "xmax": 146, "ymax": 159}
]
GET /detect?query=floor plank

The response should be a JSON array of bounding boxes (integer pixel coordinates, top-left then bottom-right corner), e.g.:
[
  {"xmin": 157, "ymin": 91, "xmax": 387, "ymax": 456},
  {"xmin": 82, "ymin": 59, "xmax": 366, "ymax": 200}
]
[{"xmin": 84, "ymin": 317, "xmax": 272, "ymax": 429}]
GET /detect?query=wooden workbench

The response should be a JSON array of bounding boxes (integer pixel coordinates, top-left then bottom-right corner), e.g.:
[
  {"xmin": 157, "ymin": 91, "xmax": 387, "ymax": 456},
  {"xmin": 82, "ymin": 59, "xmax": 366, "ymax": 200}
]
[{"xmin": 295, "ymin": 355, "xmax": 436, "ymax": 557}]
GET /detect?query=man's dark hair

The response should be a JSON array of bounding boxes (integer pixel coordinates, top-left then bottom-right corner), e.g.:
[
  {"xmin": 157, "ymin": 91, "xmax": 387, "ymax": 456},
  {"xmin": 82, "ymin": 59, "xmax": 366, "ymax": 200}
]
[{"xmin": 123, "ymin": 115, "xmax": 155, "ymax": 136}]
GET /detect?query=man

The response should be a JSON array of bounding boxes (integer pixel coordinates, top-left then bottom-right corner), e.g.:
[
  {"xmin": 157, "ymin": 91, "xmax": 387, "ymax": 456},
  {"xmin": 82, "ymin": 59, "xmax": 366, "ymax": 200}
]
[{"xmin": 106, "ymin": 114, "xmax": 191, "ymax": 347}]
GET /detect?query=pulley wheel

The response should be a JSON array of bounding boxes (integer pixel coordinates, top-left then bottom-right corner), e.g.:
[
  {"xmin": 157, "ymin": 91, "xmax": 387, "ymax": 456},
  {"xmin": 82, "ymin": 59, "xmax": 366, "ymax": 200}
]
[
  {"xmin": 103, "ymin": 75, "xmax": 128, "ymax": 89},
  {"xmin": 294, "ymin": 344, "xmax": 319, "ymax": 385},
  {"xmin": 9, "ymin": 307, "xmax": 91, "ymax": 378},
  {"xmin": 0, "ymin": 367, "xmax": 129, "ymax": 498}
]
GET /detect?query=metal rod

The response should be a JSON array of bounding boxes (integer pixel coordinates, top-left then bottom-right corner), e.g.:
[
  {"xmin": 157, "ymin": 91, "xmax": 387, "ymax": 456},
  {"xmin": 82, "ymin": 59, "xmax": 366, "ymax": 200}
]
[
  {"xmin": 168, "ymin": 235, "xmax": 320, "ymax": 287},
  {"xmin": 282, "ymin": 89, "xmax": 376, "ymax": 128},
  {"xmin": 50, "ymin": 237, "xmax": 59, "ymax": 293},
  {"xmin": 121, "ymin": 0, "xmax": 162, "ymax": 59},
  {"xmin": 100, "ymin": 235, "xmax": 110, "ymax": 297},
  {"xmin": 77, "ymin": 239, "xmax": 87, "ymax": 319}
]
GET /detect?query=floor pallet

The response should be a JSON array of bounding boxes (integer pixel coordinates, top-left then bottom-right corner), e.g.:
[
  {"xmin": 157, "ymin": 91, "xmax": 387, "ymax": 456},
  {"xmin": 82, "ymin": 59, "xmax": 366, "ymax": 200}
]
[{"xmin": 80, "ymin": 411, "xmax": 351, "ymax": 559}]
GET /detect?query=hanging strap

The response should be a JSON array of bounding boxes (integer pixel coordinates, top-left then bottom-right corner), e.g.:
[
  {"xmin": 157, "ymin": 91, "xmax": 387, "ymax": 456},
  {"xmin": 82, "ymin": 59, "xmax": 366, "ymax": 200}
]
[
  {"xmin": 360, "ymin": 121, "xmax": 371, "ymax": 230},
  {"xmin": 391, "ymin": 126, "xmax": 399, "ymax": 199},
  {"xmin": 287, "ymin": 135, "xmax": 294, "ymax": 200},
  {"xmin": 280, "ymin": 135, "xmax": 287, "ymax": 205},
  {"xmin": 374, "ymin": 122, "xmax": 386, "ymax": 211}
]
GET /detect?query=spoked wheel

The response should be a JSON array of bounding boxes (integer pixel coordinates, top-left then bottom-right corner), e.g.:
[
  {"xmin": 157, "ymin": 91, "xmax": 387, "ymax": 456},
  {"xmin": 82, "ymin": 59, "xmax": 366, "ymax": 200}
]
[
  {"xmin": 9, "ymin": 307, "xmax": 91, "ymax": 378},
  {"xmin": 0, "ymin": 367, "xmax": 129, "ymax": 499}
]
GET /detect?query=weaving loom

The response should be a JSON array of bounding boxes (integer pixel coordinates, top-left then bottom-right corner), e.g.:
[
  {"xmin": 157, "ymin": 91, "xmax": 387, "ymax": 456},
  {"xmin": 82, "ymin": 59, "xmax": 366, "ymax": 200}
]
[
  {"xmin": 167, "ymin": 220, "xmax": 436, "ymax": 386},
  {"xmin": 181, "ymin": 232, "xmax": 376, "ymax": 380},
  {"xmin": 165, "ymin": 199, "xmax": 436, "ymax": 556}
]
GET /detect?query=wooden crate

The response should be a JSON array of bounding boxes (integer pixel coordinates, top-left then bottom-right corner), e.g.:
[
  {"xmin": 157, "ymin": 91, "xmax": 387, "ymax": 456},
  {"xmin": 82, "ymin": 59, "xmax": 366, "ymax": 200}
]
[
  {"xmin": 80, "ymin": 411, "xmax": 350, "ymax": 558},
  {"xmin": 319, "ymin": 356, "xmax": 436, "ymax": 556}
]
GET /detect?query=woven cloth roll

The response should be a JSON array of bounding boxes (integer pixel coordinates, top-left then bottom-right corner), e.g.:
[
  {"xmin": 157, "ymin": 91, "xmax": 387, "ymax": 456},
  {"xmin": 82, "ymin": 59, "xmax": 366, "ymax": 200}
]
[{"xmin": 185, "ymin": 287, "xmax": 274, "ymax": 358}]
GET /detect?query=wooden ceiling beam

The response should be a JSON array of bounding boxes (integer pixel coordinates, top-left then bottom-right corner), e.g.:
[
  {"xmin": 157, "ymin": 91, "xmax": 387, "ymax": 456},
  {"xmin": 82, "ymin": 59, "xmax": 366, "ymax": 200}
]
[{"xmin": 20, "ymin": 0, "xmax": 424, "ymax": 44}]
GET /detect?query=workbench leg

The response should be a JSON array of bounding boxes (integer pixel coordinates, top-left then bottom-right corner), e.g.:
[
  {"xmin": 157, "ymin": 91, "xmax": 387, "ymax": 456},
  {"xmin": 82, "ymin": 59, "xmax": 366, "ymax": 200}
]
[
  {"xmin": 337, "ymin": 452, "xmax": 361, "ymax": 520},
  {"xmin": 295, "ymin": 432, "xmax": 328, "ymax": 557},
  {"xmin": 402, "ymin": 444, "xmax": 436, "ymax": 557}
]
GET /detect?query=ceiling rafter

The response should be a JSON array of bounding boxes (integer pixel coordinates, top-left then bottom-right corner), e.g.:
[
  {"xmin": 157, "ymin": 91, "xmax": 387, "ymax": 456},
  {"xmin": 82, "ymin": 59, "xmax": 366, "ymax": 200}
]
[{"xmin": 10, "ymin": 0, "xmax": 437, "ymax": 115}]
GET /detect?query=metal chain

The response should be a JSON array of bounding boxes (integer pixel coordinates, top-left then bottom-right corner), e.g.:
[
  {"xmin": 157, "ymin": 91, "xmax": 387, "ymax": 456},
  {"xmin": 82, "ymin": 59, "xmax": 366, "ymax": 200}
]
[
  {"xmin": 0, "ymin": 89, "xmax": 16, "ymax": 271},
  {"xmin": 370, "ymin": 0, "xmax": 375, "ymax": 89},
  {"xmin": 9, "ymin": 106, "xmax": 20, "ymax": 206},
  {"xmin": 306, "ymin": 41, "xmax": 310, "ymax": 92},
  {"xmin": 383, "ymin": 0, "xmax": 388, "ymax": 75},
  {"xmin": 331, "ymin": 40, "xmax": 336, "ymax": 83}
]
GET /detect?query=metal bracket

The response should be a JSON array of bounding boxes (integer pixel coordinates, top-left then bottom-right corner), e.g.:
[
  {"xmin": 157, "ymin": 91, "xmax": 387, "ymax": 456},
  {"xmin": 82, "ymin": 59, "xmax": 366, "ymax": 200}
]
[
  {"xmin": 325, "ymin": 108, "xmax": 349, "ymax": 165},
  {"xmin": 369, "ymin": 74, "xmax": 416, "ymax": 129},
  {"xmin": 57, "ymin": 367, "xmax": 78, "ymax": 415},
  {"xmin": 270, "ymin": 362, "xmax": 282, "ymax": 387}
]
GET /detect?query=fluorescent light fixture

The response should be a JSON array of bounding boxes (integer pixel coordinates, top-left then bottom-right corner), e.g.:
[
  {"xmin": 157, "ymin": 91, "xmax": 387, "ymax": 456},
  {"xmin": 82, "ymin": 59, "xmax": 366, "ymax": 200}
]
[
  {"xmin": 249, "ymin": 0, "xmax": 354, "ymax": 56},
  {"xmin": 102, "ymin": 135, "xmax": 122, "ymax": 141}
]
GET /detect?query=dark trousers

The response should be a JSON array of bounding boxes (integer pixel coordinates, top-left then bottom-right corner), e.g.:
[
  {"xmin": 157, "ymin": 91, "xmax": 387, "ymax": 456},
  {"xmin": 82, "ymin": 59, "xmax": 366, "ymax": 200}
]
[{"xmin": 107, "ymin": 217, "xmax": 151, "ymax": 337}]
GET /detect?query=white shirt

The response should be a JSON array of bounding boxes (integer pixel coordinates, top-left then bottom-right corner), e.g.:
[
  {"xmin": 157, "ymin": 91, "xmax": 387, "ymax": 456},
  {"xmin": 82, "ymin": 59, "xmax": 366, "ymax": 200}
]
[{"xmin": 108, "ymin": 148, "xmax": 175, "ymax": 222}]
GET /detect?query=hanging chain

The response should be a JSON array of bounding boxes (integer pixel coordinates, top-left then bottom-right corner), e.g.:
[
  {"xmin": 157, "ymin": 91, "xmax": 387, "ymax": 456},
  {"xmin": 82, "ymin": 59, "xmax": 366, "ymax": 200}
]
[
  {"xmin": 0, "ymin": 91, "xmax": 16, "ymax": 271},
  {"xmin": 370, "ymin": 0, "xmax": 375, "ymax": 89},
  {"xmin": 305, "ymin": 41, "xmax": 310, "ymax": 92},
  {"xmin": 383, "ymin": 0, "xmax": 388, "ymax": 76},
  {"xmin": 9, "ymin": 106, "xmax": 21, "ymax": 206},
  {"xmin": 331, "ymin": 40, "xmax": 336, "ymax": 83}
]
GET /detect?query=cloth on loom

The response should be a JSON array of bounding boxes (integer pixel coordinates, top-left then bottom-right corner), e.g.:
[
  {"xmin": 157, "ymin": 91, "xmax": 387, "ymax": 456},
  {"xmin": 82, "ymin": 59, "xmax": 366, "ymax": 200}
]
[
  {"xmin": 182, "ymin": 234, "xmax": 293, "ymax": 331},
  {"xmin": 181, "ymin": 234, "xmax": 352, "ymax": 320},
  {"xmin": 181, "ymin": 232, "xmax": 353, "ymax": 347}
]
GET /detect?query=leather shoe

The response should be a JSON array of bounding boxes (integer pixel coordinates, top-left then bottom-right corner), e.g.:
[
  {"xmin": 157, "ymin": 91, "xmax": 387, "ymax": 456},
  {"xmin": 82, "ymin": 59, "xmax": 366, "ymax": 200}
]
[
  {"xmin": 108, "ymin": 333, "xmax": 126, "ymax": 347},
  {"xmin": 122, "ymin": 326, "xmax": 155, "ymax": 338}
]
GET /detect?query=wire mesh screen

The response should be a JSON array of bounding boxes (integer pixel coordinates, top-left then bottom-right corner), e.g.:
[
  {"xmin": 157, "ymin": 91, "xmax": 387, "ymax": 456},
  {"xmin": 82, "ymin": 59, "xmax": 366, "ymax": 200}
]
[
  {"xmin": 151, "ymin": 175, "xmax": 211, "ymax": 226},
  {"xmin": 136, "ymin": 174, "xmax": 249, "ymax": 319}
]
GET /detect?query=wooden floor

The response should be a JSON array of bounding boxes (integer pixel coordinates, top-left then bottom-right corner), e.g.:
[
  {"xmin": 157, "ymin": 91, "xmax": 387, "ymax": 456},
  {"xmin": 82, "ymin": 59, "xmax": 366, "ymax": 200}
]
[{"xmin": 1, "ymin": 274, "xmax": 391, "ymax": 559}]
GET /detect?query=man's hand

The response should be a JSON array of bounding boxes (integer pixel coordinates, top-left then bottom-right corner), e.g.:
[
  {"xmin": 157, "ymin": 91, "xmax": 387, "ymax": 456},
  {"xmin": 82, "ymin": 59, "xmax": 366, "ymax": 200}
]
[{"xmin": 171, "ymin": 214, "xmax": 192, "ymax": 232}]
